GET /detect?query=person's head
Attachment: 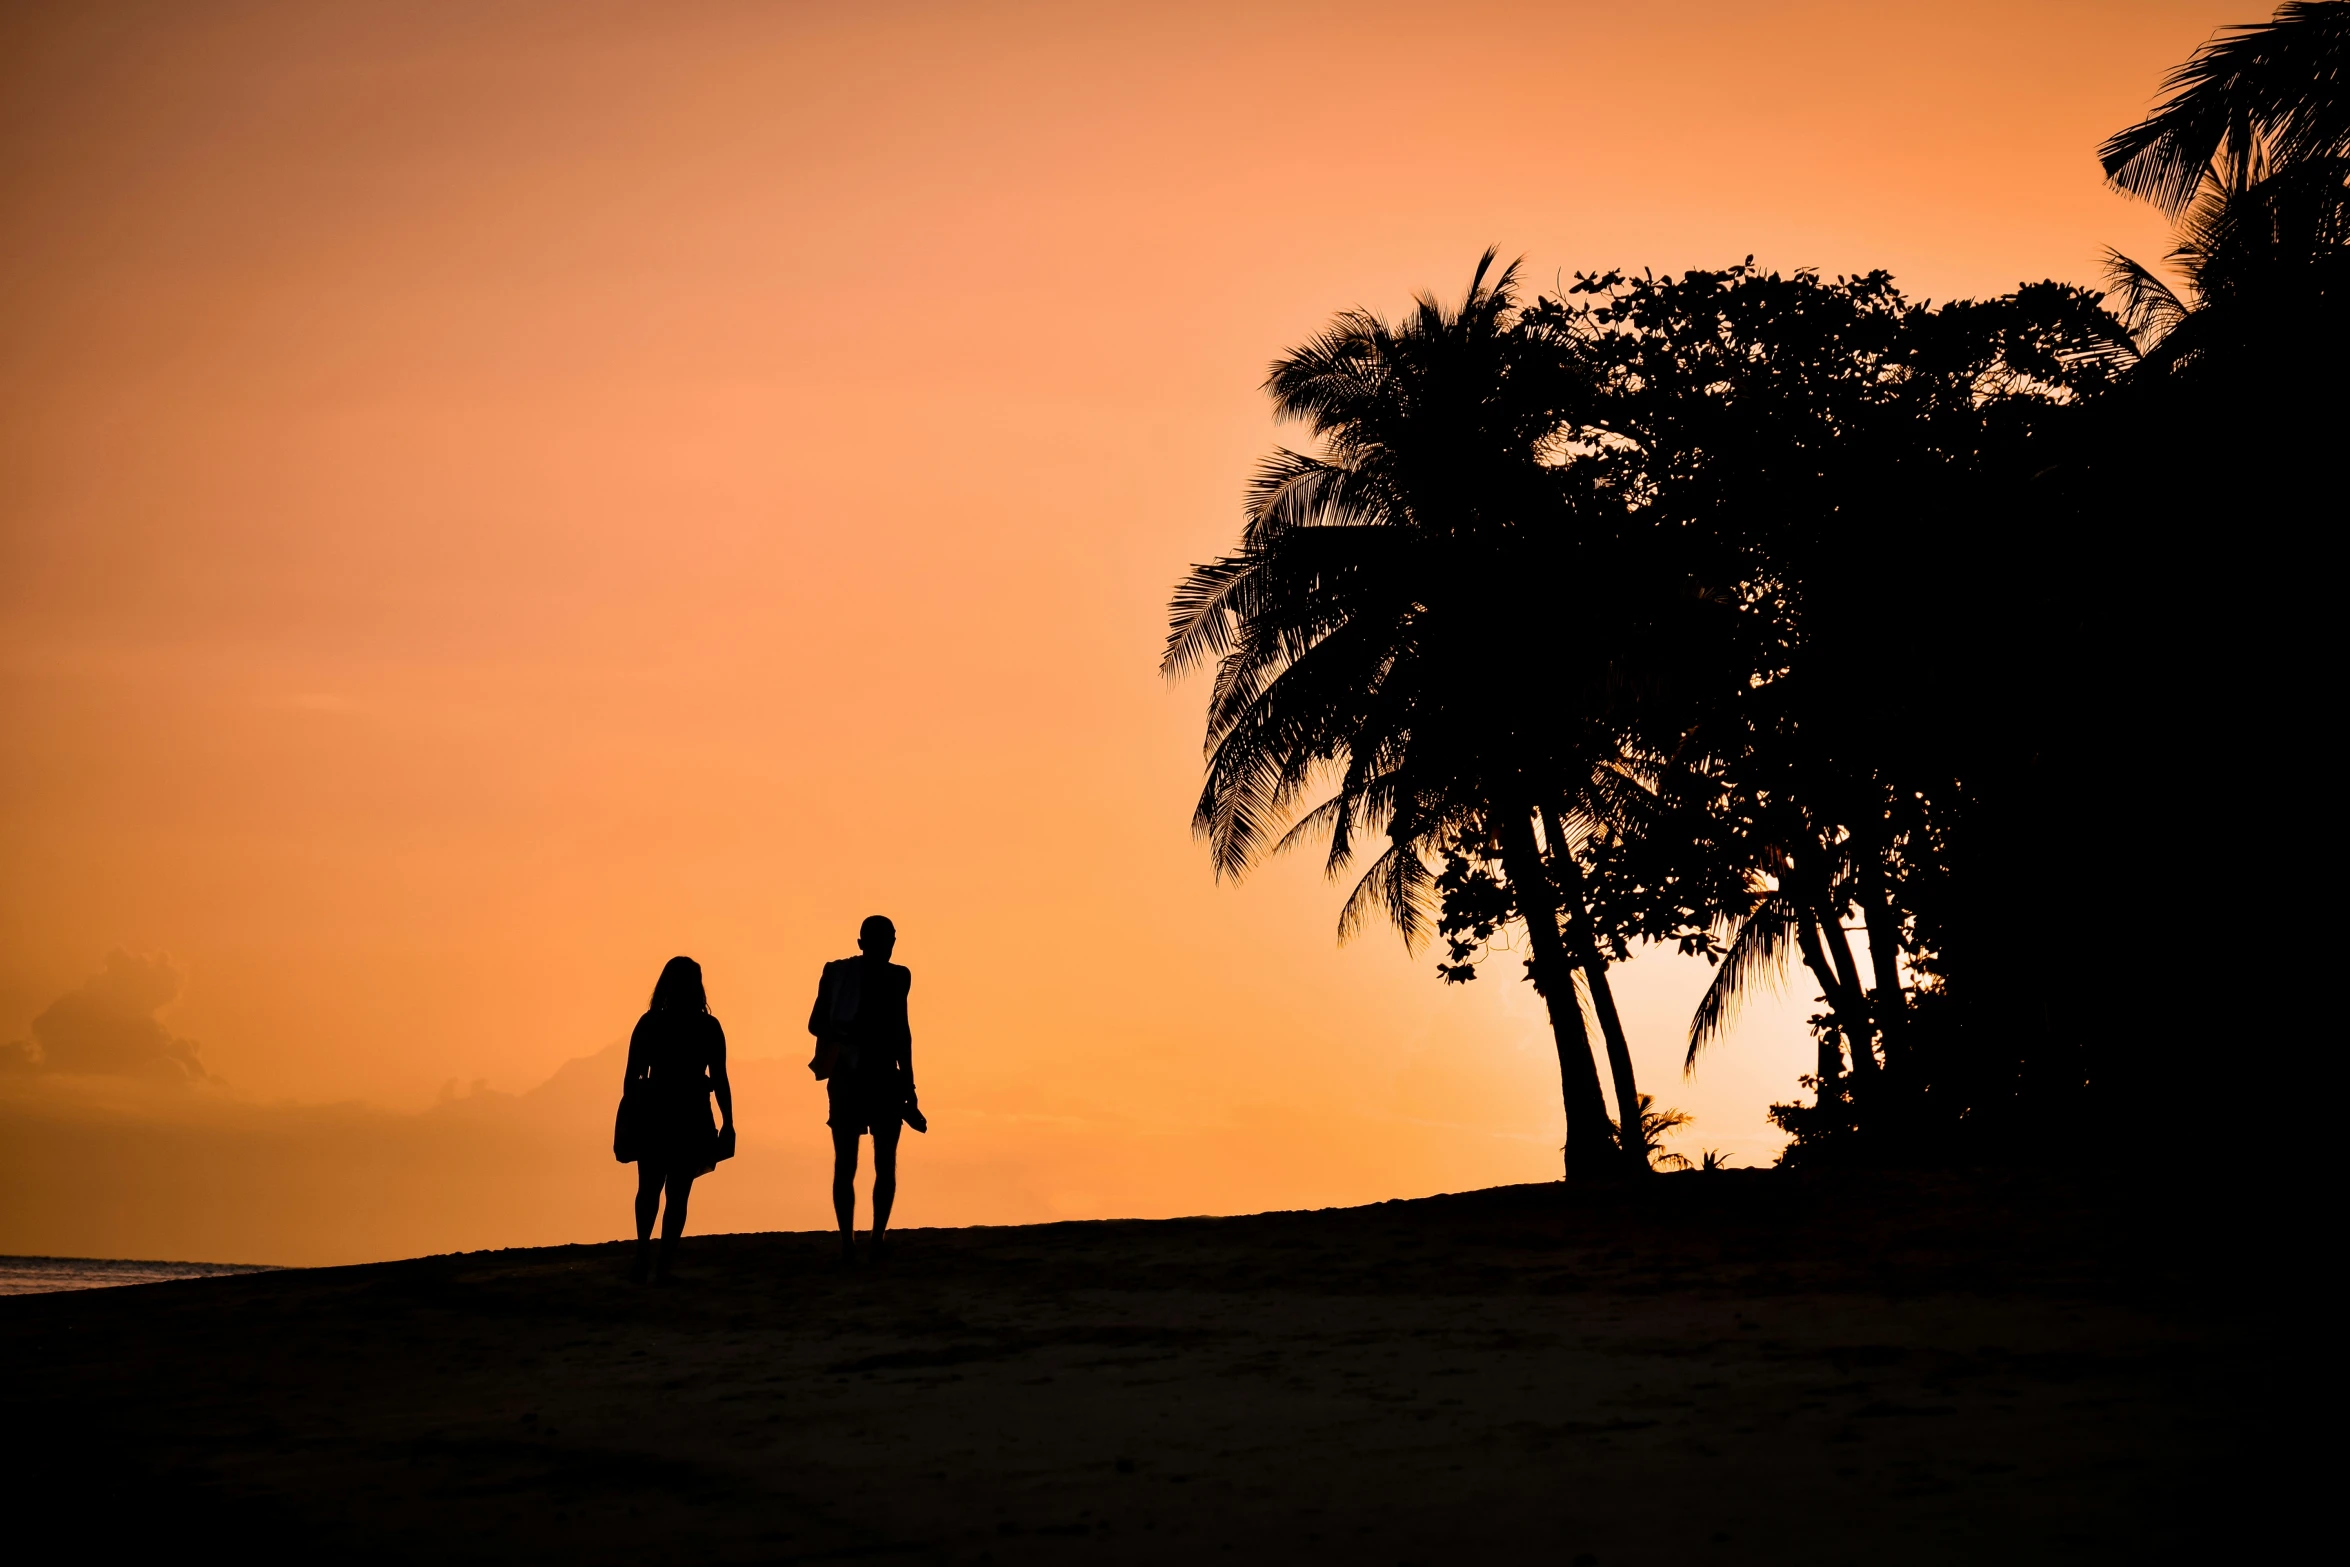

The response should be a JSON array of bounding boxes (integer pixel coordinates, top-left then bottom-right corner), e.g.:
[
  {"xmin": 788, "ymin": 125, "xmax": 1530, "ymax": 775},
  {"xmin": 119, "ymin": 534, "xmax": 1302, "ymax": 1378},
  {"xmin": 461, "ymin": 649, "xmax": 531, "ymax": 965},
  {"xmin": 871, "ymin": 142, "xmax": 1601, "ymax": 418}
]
[
  {"xmin": 857, "ymin": 915, "xmax": 896, "ymax": 961},
  {"xmin": 649, "ymin": 956, "xmax": 708, "ymax": 1013}
]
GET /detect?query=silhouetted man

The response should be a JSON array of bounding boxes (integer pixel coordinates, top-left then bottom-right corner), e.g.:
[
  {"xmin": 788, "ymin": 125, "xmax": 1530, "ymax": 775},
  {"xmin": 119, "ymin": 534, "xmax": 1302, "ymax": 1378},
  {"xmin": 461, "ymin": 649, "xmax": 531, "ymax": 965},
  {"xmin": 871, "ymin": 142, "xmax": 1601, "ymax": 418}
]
[{"xmin": 808, "ymin": 915, "xmax": 923, "ymax": 1262}]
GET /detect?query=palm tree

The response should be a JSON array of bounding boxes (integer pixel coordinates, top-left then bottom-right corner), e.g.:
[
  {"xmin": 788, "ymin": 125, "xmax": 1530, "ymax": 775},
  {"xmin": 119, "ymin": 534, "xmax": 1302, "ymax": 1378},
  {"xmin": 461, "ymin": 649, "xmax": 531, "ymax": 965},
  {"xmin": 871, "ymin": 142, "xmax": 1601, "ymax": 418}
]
[
  {"xmin": 2100, "ymin": 2, "xmax": 2350, "ymax": 218},
  {"xmin": 1162, "ymin": 253, "xmax": 1638, "ymax": 1178},
  {"xmin": 1411, "ymin": 748, "xmax": 1666, "ymax": 1171},
  {"xmin": 2104, "ymin": 153, "xmax": 2350, "ymax": 368},
  {"xmin": 1541, "ymin": 803, "xmax": 1653, "ymax": 1167},
  {"xmin": 1687, "ymin": 878, "xmax": 1859, "ymax": 1086},
  {"xmin": 1616, "ymin": 1093, "xmax": 1694, "ymax": 1170},
  {"xmin": 2100, "ymin": 4, "xmax": 2350, "ymax": 367}
]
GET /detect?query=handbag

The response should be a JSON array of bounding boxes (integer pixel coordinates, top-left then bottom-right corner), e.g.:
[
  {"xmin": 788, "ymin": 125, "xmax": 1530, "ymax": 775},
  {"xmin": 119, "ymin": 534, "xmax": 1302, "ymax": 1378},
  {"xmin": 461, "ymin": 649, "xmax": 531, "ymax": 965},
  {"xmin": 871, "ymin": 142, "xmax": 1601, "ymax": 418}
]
[{"xmin": 613, "ymin": 1083, "xmax": 643, "ymax": 1164}]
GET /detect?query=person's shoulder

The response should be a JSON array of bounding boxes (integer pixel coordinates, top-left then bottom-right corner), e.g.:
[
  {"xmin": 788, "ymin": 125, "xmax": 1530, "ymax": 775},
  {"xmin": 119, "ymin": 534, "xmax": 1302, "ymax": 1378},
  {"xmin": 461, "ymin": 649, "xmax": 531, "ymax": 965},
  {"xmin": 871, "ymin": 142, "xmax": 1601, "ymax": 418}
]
[{"xmin": 888, "ymin": 962, "xmax": 911, "ymax": 986}]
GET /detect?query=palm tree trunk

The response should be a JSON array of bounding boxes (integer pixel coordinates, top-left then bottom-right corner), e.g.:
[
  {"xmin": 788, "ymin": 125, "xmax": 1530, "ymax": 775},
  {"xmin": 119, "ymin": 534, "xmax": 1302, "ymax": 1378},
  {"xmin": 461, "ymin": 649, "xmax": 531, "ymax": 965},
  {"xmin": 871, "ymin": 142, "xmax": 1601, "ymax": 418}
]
[
  {"xmin": 1542, "ymin": 806, "xmax": 1645, "ymax": 1172},
  {"xmin": 1495, "ymin": 805, "xmax": 1616, "ymax": 1181},
  {"xmin": 1853, "ymin": 842, "xmax": 1907, "ymax": 1060},
  {"xmin": 1788, "ymin": 842, "xmax": 1874, "ymax": 1079},
  {"xmin": 1793, "ymin": 911, "xmax": 1856, "ymax": 1080},
  {"xmin": 1583, "ymin": 963, "xmax": 1645, "ymax": 1164},
  {"xmin": 1814, "ymin": 895, "xmax": 1877, "ymax": 1077}
]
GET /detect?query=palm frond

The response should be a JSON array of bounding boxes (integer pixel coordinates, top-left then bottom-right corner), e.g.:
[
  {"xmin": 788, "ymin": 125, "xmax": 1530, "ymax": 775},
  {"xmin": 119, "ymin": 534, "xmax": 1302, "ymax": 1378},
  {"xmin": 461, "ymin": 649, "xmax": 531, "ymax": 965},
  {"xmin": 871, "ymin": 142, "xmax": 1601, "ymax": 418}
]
[
  {"xmin": 1335, "ymin": 837, "xmax": 1438, "ymax": 948},
  {"xmin": 2101, "ymin": 2, "xmax": 2350, "ymax": 217},
  {"xmin": 1685, "ymin": 897, "xmax": 1795, "ymax": 1072},
  {"xmin": 2098, "ymin": 249, "xmax": 2191, "ymax": 349},
  {"xmin": 1162, "ymin": 555, "xmax": 1255, "ymax": 679}
]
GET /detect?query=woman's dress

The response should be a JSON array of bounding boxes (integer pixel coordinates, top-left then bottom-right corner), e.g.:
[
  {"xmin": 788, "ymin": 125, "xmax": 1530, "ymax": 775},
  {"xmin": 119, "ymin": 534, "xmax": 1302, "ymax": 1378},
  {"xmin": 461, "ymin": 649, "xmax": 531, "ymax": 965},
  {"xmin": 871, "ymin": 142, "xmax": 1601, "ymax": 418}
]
[{"xmin": 625, "ymin": 1009, "xmax": 725, "ymax": 1175}]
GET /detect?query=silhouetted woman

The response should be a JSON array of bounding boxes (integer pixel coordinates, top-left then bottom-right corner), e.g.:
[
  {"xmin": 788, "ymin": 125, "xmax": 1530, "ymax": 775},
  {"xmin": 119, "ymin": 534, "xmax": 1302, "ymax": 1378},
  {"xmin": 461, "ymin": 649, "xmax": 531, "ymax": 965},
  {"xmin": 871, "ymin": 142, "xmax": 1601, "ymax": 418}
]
[{"xmin": 619, "ymin": 956, "xmax": 734, "ymax": 1284}]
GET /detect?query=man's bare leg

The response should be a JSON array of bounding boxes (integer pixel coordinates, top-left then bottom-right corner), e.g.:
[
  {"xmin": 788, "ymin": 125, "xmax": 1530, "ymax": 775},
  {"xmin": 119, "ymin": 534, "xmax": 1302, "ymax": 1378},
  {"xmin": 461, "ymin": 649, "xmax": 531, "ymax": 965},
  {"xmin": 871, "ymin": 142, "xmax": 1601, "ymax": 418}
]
[
  {"xmin": 831, "ymin": 1125, "xmax": 862, "ymax": 1261},
  {"xmin": 870, "ymin": 1120, "xmax": 902, "ymax": 1256}
]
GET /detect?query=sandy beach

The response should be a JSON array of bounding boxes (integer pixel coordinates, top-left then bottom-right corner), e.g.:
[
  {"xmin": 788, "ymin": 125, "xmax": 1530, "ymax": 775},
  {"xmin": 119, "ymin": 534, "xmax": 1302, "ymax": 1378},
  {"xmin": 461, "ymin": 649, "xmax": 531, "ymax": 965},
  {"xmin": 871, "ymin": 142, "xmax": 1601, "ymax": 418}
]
[{"xmin": 0, "ymin": 1171, "xmax": 2268, "ymax": 1563}]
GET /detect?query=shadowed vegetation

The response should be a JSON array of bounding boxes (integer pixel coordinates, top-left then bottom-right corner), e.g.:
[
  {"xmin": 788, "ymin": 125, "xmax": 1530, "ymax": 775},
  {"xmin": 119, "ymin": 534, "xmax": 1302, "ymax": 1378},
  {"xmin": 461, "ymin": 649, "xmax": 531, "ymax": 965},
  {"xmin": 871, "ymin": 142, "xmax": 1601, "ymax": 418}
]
[{"xmin": 1167, "ymin": 4, "xmax": 2341, "ymax": 1174}]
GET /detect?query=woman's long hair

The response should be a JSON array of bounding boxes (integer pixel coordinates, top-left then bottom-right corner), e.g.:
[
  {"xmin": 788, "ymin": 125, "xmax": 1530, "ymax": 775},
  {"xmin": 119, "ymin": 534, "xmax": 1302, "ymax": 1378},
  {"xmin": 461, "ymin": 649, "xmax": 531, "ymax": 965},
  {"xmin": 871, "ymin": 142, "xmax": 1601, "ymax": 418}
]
[{"xmin": 649, "ymin": 956, "xmax": 708, "ymax": 1014}]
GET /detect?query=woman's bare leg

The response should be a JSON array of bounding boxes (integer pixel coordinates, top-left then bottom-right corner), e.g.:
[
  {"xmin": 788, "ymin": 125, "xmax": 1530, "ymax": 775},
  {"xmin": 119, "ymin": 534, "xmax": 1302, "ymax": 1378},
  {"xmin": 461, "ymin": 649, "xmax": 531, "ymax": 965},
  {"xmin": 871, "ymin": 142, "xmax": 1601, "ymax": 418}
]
[
  {"xmin": 631, "ymin": 1162, "xmax": 663, "ymax": 1281},
  {"xmin": 635, "ymin": 1162, "xmax": 664, "ymax": 1239},
  {"xmin": 654, "ymin": 1170, "xmax": 695, "ymax": 1281},
  {"xmin": 870, "ymin": 1120, "xmax": 902, "ymax": 1250},
  {"xmin": 831, "ymin": 1125, "xmax": 862, "ymax": 1259}
]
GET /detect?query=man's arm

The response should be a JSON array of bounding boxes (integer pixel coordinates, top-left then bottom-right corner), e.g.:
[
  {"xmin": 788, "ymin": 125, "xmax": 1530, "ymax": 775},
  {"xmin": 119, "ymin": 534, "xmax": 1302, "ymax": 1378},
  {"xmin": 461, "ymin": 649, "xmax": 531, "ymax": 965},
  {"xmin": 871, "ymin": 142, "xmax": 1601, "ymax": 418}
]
[
  {"xmin": 808, "ymin": 963, "xmax": 833, "ymax": 1038},
  {"xmin": 898, "ymin": 969, "xmax": 916, "ymax": 1093}
]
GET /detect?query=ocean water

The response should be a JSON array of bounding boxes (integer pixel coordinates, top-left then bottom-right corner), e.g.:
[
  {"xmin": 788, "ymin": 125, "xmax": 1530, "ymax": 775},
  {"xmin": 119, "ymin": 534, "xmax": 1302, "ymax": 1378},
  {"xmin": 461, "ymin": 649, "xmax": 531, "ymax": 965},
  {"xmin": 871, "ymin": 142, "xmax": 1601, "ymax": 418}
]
[{"xmin": 0, "ymin": 1256, "xmax": 279, "ymax": 1296}]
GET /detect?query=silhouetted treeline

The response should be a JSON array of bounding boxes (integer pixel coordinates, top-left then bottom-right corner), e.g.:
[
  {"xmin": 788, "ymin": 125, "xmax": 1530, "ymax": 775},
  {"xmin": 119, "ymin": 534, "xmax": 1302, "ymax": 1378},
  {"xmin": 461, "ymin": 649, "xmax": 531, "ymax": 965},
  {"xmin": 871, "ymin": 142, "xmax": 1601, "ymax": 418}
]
[{"xmin": 1167, "ymin": 4, "xmax": 2343, "ymax": 1175}]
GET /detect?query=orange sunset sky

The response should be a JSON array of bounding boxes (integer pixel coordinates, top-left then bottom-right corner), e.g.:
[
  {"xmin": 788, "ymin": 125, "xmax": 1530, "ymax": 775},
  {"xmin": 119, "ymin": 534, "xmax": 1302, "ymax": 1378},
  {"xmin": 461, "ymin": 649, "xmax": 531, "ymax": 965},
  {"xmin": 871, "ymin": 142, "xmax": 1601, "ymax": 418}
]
[{"xmin": 2, "ymin": 2, "xmax": 2217, "ymax": 1264}]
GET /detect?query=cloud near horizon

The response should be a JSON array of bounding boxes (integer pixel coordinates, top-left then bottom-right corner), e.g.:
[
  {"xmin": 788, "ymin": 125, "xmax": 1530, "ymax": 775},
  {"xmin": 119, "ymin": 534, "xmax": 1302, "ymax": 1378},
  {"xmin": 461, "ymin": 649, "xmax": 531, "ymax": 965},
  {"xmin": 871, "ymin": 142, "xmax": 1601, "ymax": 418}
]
[{"xmin": 1, "ymin": 950, "xmax": 210, "ymax": 1081}]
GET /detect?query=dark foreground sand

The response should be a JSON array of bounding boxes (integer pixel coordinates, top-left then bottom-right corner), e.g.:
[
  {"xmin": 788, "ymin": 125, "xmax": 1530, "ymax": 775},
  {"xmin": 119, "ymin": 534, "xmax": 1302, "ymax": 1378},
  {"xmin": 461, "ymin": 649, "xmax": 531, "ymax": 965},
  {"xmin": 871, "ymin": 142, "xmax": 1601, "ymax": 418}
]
[{"xmin": 0, "ymin": 1173, "xmax": 2275, "ymax": 1563}]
